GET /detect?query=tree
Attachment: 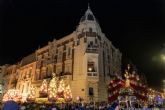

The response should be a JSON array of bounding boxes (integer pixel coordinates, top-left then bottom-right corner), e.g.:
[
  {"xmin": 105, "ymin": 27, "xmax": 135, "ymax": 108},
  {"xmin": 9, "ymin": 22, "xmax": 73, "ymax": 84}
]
[
  {"xmin": 2, "ymin": 89, "xmax": 22, "ymax": 102},
  {"xmin": 64, "ymin": 85, "xmax": 72, "ymax": 102},
  {"xmin": 39, "ymin": 79, "xmax": 48, "ymax": 97},
  {"xmin": 48, "ymin": 73, "xmax": 58, "ymax": 102},
  {"xmin": 57, "ymin": 79, "xmax": 65, "ymax": 98}
]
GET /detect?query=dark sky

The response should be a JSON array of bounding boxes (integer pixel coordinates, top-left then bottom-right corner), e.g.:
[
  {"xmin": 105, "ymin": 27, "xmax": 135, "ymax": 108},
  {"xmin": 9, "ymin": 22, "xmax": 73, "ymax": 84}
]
[{"xmin": 1, "ymin": 0, "xmax": 165, "ymax": 90}]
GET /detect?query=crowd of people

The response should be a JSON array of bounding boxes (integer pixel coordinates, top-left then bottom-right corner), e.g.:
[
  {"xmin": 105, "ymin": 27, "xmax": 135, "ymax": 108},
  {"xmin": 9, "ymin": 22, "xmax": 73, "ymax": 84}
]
[
  {"xmin": 0, "ymin": 101, "xmax": 119, "ymax": 110},
  {"xmin": 1, "ymin": 101, "xmax": 164, "ymax": 110}
]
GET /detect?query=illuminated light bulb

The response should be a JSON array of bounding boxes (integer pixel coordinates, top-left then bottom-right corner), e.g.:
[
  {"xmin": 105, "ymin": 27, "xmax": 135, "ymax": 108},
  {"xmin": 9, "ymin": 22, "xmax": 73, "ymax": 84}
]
[{"xmin": 88, "ymin": 67, "xmax": 92, "ymax": 72}]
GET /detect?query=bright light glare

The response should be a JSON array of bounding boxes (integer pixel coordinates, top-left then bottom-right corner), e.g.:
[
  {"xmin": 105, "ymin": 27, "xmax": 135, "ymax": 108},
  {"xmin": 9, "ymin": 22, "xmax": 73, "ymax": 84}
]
[{"xmin": 161, "ymin": 54, "xmax": 165, "ymax": 61}]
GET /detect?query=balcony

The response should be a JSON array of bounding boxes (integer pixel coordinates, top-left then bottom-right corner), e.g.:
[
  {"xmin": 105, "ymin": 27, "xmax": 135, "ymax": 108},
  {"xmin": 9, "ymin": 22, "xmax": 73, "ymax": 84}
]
[
  {"xmin": 87, "ymin": 72, "xmax": 98, "ymax": 77},
  {"xmin": 86, "ymin": 44, "xmax": 99, "ymax": 53},
  {"xmin": 86, "ymin": 48, "xmax": 98, "ymax": 53},
  {"xmin": 59, "ymin": 72, "xmax": 72, "ymax": 80},
  {"xmin": 87, "ymin": 72, "xmax": 98, "ymax": 81},
  {"xmin": 60, "ymin": 75, "xmax": 72, "ymax": 80}
]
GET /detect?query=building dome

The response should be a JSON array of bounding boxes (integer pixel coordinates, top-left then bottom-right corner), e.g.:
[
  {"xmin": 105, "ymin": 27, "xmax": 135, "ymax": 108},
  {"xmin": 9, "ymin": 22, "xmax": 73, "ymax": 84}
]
[
  {"xmin": 80, "ymin": 5, "xmax": 96, "ymax": 23},
  {"xmin": 76, "ymin": 4, "xmax": 102, "ymax": 35}
]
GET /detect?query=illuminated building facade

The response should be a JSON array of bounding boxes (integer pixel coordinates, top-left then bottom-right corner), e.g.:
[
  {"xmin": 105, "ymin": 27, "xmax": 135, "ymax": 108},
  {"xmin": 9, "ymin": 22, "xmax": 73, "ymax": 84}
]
[
  {"xmin": 16, "ymin": 53, "xmax": 36, "ymax": 101},
  {"xmin": 0, "ymin": 66, "xmax": 3, "ymax": 100},
  {"xmin": 3, "ymin": 6, "xmax": 122, "ymax": 102}
]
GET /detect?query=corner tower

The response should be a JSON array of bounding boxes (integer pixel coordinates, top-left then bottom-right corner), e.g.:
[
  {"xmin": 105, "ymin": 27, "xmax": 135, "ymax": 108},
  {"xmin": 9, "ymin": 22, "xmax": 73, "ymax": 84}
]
[
  {"xmin": 72, "ymin": 5, "xmax": 122, "ymax": 102},
  {"xmin": 76, "ymin": 5, "xmax": 102, "ymax": 36}
]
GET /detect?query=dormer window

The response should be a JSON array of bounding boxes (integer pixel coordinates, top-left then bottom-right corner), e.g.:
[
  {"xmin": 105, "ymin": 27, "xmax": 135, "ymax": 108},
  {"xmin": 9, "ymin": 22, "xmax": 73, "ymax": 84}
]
[{"xmin": 87, "ymin": 14, "xmax": 94, "ymax": 20}]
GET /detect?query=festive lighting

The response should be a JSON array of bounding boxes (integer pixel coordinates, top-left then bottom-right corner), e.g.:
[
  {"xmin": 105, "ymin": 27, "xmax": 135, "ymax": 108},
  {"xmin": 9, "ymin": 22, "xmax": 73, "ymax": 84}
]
[
  {"xmin": 48, "ymin": 74, "xmax": 58, "ymax": 102},
  {"xmin": 108, "ymin": 64, "xmax": 148, "ymax": 103},
  {"xmin": 58, "ymin": 79, "xmax": 65, "ymax": 93},
  {"xmin": 57, "ymin": 79, "xmax": 65, "ymax": 100},
  {"xmin": 27, "ymin": 86, "xmax": 36, "ymax": 102},
  {"xmin": 64, "ymin": 85, "xmax": 72, "ymax": 102},
  {"xmin": 39, "ymin": 79, "xmax": 48, "ymax": 97},
  {"xmin": 2, "ymin": 89, "xmax": 22, "ymax": 102}
]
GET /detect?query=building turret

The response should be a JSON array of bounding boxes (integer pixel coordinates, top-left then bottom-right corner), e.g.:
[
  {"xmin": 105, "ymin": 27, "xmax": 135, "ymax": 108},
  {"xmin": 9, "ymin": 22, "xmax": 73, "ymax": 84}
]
[{"xmin": 76, "ymin": 5, "xmax": 102, "ymax": 35}]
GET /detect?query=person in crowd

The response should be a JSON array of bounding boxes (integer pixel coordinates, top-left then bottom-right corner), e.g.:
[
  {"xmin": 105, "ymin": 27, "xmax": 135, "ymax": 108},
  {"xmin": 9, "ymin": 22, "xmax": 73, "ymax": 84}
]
[
  {"xmin": 2, "ymin": 100, "xmax": 19, "ymax": 110},
  {"xmin": 20, "ymin": 103, "xmax": 26, "ymax": 110},
  {"xmin": 108, "ymin": 102, "xmax": 120, "ymax": 110}
]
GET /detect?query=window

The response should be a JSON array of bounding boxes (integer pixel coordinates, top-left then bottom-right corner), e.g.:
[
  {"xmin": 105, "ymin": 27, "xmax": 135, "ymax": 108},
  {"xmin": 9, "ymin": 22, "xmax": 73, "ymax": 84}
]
[
  {"xmin": 84, "ymin": 37, "xmax": 87, "ymax": 43},
  {"xmin": 56, "ymin": 49, "xmax": 58, "ymax": 54},
  {"xmin": 68, "ymin": 47, "xmax": 71, "ymax": 56},
  {"xmin": 54, "ymin": 55, "xmax": 57, "ymax": 62},
  {"xmin": 89, "ymin": 28, "xmax": 92, "ymax": 32},
  {"xmin": 47, "ymin": 66, "xmax": 52, "ymax": 77},
  {"xmin": 64, "ymin": 45, "xmax": 66, "ymax": 50},
  {"xmin": 28, "ymin": 69, "xmax": 32, "ymax": 78},
  {"xmin": 89, "ymin": 87, "xmax": 94, "ymax": 96},
  {"xmin": 95, "ymin": 38, "xmax": 97, "ymax": 44},
  {"xmin": 77, "ymin": 39, "xmax": 80, "ymax": 45},
  {"xmin": 87, "ymin": 14, "xmax": 94, "ymax": 21},
  {"xmin": 108, "ymin": 55, "xmax": 110, "ymax": 63},
  {"xmin": 65, "ymin": 64, "xmax": 71, "ymax": 73},
  {"xmin": 87, "ymin": 61, "xmax": 96, "ymax": 72},
  {"xmin": 57, "ymin": 51, "xmax": 62, "ymax": 62},
  {"xmin": 90, "ymin": 41, "xmax": 93, "ymax": 46},
  {"xmin": 112, "ymin": 48, "xmax": 115, "ymax": 57}
]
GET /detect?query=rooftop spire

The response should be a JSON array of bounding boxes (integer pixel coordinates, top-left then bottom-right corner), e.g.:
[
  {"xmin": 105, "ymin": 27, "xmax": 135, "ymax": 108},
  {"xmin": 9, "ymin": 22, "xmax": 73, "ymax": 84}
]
[
  {"xmin": 80, "ymin": 3, "xmax": 96, "ymax": 22},
  {"xmin": 88, "ymin": 3, "xmax": 90, "ymax": 9}
]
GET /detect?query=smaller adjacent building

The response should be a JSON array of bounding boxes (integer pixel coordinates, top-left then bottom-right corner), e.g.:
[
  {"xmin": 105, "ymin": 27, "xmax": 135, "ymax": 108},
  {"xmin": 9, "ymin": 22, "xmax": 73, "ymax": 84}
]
[
  {"xmin": 0, "ymin": 66, "xmax": 3, "ymax": 97},
  {"xmin": 0, "ymin": 66, "xmax": 3, "ymax": 94},
  {"xmin": 16, "ymin": 53, "xmax": 36, "ymax": 101},
  {"xmin": 0, "ymin": 65, "xmax": 10, "ymax": 101},
  {"xmin": 3, "ymin": 64, "xmax": 18, "ymax": 93}
]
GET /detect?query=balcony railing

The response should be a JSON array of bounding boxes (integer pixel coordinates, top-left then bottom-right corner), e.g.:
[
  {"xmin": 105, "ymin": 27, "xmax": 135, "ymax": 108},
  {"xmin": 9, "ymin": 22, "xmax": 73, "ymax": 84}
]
[
  {"xmin": 87, "ymin": 72, "xmax": 98, "ymax": 77},
  {"xmin": 86, "ymin": 47, "xmax": 98, "ymax": 53},
  {"xmin": 60, "ymin": 75, "xmax": 72, "ymax": 80}
]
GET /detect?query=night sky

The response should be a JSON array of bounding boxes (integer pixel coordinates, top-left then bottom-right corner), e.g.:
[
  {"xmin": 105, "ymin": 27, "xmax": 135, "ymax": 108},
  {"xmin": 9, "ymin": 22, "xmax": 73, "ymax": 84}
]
[{"xmin": 1, "ymin": 0, "xmax": 165, "ymax": 90}]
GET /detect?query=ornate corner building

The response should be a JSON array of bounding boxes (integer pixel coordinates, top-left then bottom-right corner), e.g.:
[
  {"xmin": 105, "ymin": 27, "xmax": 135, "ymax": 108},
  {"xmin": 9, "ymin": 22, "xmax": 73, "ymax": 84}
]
[{"xmin": 2, "ymin": 6, "xmax": 122, "ymax": 102}]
